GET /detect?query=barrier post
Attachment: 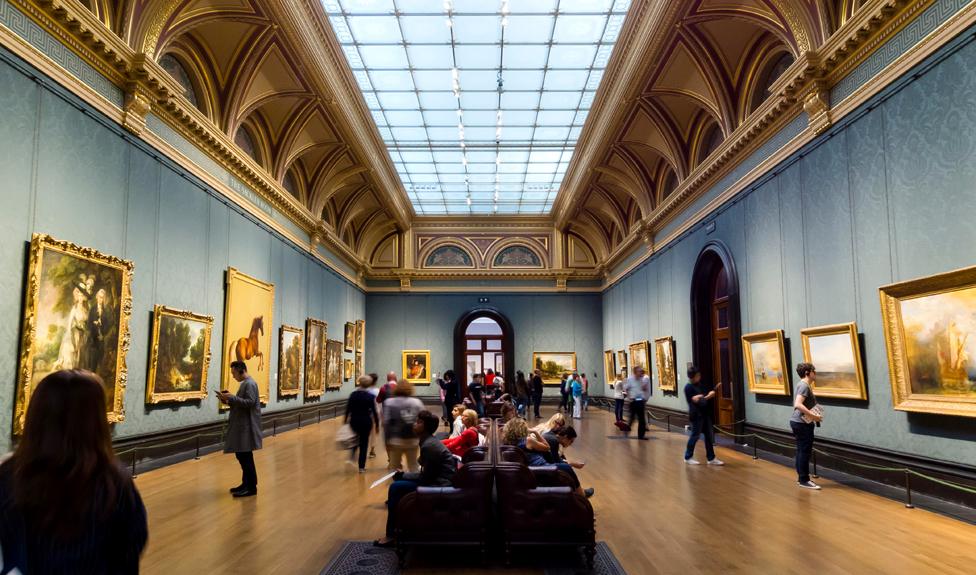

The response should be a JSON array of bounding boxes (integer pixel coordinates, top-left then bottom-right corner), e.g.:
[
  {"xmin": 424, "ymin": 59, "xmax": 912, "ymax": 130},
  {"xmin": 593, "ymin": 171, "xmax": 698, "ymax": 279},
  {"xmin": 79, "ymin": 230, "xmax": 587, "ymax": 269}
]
[
  {"xmin": 318, "ymin": 409, "xmax": 321, "ymax": 423},
  {"xmin": 131, "ymin": 449, "xmax": 137, "ymax": 478},
  {"xmin": 273, "ymin": 419, "xmax": 277, "ymax": 437},
  {"xmin": 298, "ymin": 413, "xmax": 302, "ymax": 429},
  {"xmin": 904, "ymin": 471, "xmax": 915, "ymax": 509},
  {"xmin": 752, "ymin": 441, "xmax": 758, "ymax": 460},
  {"xmin": 666, "ymin": 414, "xmax": 671, "ymax": 432},
  {"xmin": 194, "ymin": 436, "xmax": 201, "ymax": 460},
  {"xmin": 812, "ymin": 452, "xmax": 819, "ymax": 478}
]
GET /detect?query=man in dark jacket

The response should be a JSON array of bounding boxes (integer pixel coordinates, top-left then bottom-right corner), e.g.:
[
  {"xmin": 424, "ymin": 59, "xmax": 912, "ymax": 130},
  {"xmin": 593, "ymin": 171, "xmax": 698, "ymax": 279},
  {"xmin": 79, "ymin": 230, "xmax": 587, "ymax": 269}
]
[
  {"xmin": 439, "ymin": 369, "xmax": 461, "ymax": 427},
  {"xmin": 531, "ymin": 369, "xmax": 544, "ymax": 418},
  {"xmin": 217, "ymin": 361, "xmax": 262, "ymax": 497},
  {"xmin": 683, "ymin": 365, "xmax": 723, "ymax": 465},
  {"xmin": 375, "ymin": 410, "xmax": 456, "ymax": 547}
]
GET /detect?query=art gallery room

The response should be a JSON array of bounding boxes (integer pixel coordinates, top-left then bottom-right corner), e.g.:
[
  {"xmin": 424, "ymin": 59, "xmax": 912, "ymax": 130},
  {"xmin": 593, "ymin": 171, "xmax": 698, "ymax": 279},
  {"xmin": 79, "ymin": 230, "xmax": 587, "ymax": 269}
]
[{"xmin": 3, "ymin": 0, "xmax": 976, "ymax": 573}]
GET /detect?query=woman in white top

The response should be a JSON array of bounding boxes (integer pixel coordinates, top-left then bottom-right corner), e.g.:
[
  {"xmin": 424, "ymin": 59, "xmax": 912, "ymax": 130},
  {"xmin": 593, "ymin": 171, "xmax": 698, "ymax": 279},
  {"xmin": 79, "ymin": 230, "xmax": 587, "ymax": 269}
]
[{"xmin": 612, "ymin": 371, "xmax": 626, "ymax": 422}]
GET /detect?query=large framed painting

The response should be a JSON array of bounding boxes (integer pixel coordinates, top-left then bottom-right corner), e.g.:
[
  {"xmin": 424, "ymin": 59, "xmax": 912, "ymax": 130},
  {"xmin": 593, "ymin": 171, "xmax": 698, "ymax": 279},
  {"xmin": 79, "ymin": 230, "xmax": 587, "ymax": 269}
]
[
  {"xmin": 800, "ymin": 322, "xmax": 866, "ymax": 400},
  {"xmin": 532, "ymin": 352, "xmax": 577, "ymax": 385},
  {"xmin": 880, "ymin": 267, "xmax": 976, "ymax": 417},
  {"xmin": 146, "ymin": 305, "xmax": 213, "ymax": 404},
  {"xmin": 617, "ymin": 350, "xmax": 628, "ymax": 377},
  {"xmin": 355, "ymin": 319, "xmax": 366, "ymax": 352},
  {"xmin": 15, "ymin": 234, "xmax": 134, "ymax": 434},
  {"xmin": 344, "ymin": 358, "xmax": 354, "ymax": 381},
  {"xmin": 344, "ymin": 322, "xmax": 355, "ymax": 352},
  {"xmin": 278, "ymin": 325, "xmax": 303, "ymax": 397},
  {"xmin": 220, "ymin": 268, "xmax": 274, "ymax": 404},
  {"xmin": 402, "ymin": 350, "xmax": 431, "ymax": 384},
  {"xmin": 304, "ymin": 318, "xmax": 326, "ymax": 399},
  {"xmin": 655, "ymin": 336, "xmax": 678, "ymax": 392},
  {"xmin": 628, "ymin": 340, "xmax": 650, "ymax": 373},
  {"xmin": 603, "ymin": 350, "xmax": 616, "ymax": 383},
  {"xmin": 325, "ymin": 339, "xmax": 343, "ymax": 390},
  {"xmin": 742, "ymin": 330, "xmax": 790, "ymax": 395}
]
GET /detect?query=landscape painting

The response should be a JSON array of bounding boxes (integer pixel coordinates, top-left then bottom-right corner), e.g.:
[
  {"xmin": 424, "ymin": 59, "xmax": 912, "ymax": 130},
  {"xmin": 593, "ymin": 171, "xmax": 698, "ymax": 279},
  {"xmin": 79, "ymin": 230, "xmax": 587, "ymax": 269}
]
[
  {"xmin": 402, "ymin": 350, "xmax": 431, "ymax": 384},
  {"xmin": 221, "ymin": 268, "xmax": 274, "ymax": 404},
  {"xmin": 533, "ymin": 352, "xmax": 577, "ymax": 385},
  {"xmin": 344, "ymin": 322, "xmax": 355, "ymax": 352},
  {"xmin": 305, "ymin": 318, "xmax": 326, "ymax": 399},
  {"xmin": 742, "ymin": 330, "xmax": 790, "ymax": 395},
  {"xmin": 881, "ymin": 266, "xmax": 976, "ymax": 417},
  {"xmin": 146, "ymin": 306, "xmax": 213, "ymax": 404},
  {"xmin": 801, "ymin": 323, "xmax": 866, "ymax": 400},
  {"xmin": 278, "ymin": 325, "xmax": 303, "ymax": 397},
  {"xmin": 15, "ymin": 234, "xmax": 133, "ymax": 434},
  {"xmin": 655, "ymin": 336, "xmax": 677, "ymax": 392},
  {"xmin": 629, "ymin": 340, "xmax": 650, "ymax": 373},
  {"xmin": 325, "ymin": 339, "xmax": 343, "ymax": 390}
]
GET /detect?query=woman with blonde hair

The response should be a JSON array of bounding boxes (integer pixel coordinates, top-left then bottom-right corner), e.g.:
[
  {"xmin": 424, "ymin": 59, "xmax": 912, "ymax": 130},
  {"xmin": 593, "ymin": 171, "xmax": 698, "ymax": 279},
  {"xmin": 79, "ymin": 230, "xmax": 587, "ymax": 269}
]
[
  {"xmin": 383, "ymin": 379, "xmax": 424, "ymax": 472},
  {"xmin": 530, "ymin": 412, "xmax": 566, "ymax": 435},
  {"xmin": 501, "ymin": 417, "xmax": 529, "ymax": 446},
  {"xmin": 442, "ymin": 409, "xmax": 480, "ymax": 457}
]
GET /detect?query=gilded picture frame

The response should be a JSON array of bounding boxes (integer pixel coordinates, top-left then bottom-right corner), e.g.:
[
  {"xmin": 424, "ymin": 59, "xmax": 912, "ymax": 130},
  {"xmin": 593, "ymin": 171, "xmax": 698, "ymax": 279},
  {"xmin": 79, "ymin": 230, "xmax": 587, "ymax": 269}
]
[
  {"xmin": 304, "ymin": 318, "xmax": 326, "ymax": 399},
  {"xmin": 800, "ymin": 322, "xmax": 867, "ymax": 400},
  {"xmin": 355, "ymin": 319, "xmax": 366, "ymax": 353},
  {"xmin": 654, "ymin": 336, "xmax": 678, "ymax": 392},
  {"xmin": 220, "ymin": 268, "xmax": 274, "ymax": 404},
  {"xmin": 278, "ymin": 325, "xmax": 303, "ymax": 397},
  {"xmin": 146, "ymin": 305, "xmax": 213, "ymax": 404},
  {"xmin": 880, "ymin": 266, "xmax": 976, "ymax": 417},
  {"xmin": 742, "ymin": 330, "xmax": 790, "ymax": 395},
  {"xmin": 402, "ymin": 350, "xmax": 431, "ymax": 384},
  {"xmin": 532, "ymin": 351, "xmax": 577, "ymax": 385},
  {"xmin": 344, "ymin": 322, "xmax": 355, "ymax": 352},
  {"xmin": 325, "ymin": 339, "xmax": 343, "ymax": 390},
  {"xmin": 603, "ymin": 350, "xmax": 616, "ymax": 384},
  {"xmin": 15, "ymin": 234, "xmax": 134, "ymax": 435},
  {"xmin": 628, "ymin": 340, "xmax": 650, "ymax": 373},
  {"xmin": 344, "ymin": 358, "xmax": 354, "ymax": 381},
  {"xmin": 617, "ymin": 350, "xmax": 628, "ymax": 377},
  {"xmin": 354, "ymin": 351, "xmax": 363, "ymax": 380}
]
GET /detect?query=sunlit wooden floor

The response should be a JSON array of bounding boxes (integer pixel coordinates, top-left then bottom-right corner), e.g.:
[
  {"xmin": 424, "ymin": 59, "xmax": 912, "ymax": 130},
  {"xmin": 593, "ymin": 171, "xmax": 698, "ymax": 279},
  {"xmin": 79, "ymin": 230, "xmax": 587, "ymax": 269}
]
[{"xmin": 137, "ymin": 406, "xmax": 975, "ymax": 574}]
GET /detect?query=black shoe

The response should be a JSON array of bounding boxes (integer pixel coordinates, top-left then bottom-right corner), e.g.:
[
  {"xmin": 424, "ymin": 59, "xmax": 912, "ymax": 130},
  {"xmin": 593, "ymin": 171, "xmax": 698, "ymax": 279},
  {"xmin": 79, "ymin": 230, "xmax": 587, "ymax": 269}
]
[
  {"xmin": 232, "ymin": 488, "xmax": 257, "ymax": 498},
  {"xmin": 583, "ymin": 487, "xmax": 595, "ymax": 498},
  {"xmin": 229, "ymin": 484, "xmax": 246, "ymax": 494},
  {"xmin": 373, "ymin": 539, "xmax": 395, "ymax": 548}
]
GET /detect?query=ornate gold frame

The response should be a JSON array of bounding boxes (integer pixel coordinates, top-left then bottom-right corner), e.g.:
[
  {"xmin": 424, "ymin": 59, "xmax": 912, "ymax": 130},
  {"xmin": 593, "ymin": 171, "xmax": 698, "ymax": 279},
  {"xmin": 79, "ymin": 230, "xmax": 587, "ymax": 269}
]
[
  {"xmin": 880, "ymin": 267, "xmax": 976, "ymax": 417},
  {"xmin": 354, "ymin": 351, "xmax": 363, "ymax": 381},
  {"xmin": 603, "ymin": 349, "xmax": 616, "ymax": 384},
  {"xmin": 344, "ymin": 358, "xmax": 354, "ymax": 381},
  {"xmin": 304, "ymin": 318, "xmax": 326, "ymax": 399},
  {"xmin": 532, "ymin": 352, "xmax": 577, "ymax": 385},
  {"xmin": 401, "ymin": 349, "xmax": 431, "ymax": 385},
  {"xmin": 628, "ymin": 340, "xmax": 651, "ymax": 373},
  {"xmin": 742, "ymin": 330, "xmax": 791, "ymax": 396},
  {"xmin": 146, "ymin": 305, "xmax": 213, "ymax": 404},
  {"xmin": 15, "ymin": 234, "xmax": 134, "ymax": 434},
  {"xmin": 277, "ymin": 324, "xmax": 303, "ymax": 397},
  {"xmin": 355, "ymin": 319, "xmax": 366, "ymax": 352},
  {"xmin": 326, "ymin": 339, "xmax": 343, "ymax": 390},
  {"xmin": 344, "ymin": 321, "xmax": 355, "ymax": 352},
  {"xmin": 617, "ymin": 350, "xmax": 628, "ymax": 377},
  {"xmin": 220, "ymin": 267, "xmax": 274, "ymax": 404},
  {"xmin": 654, "ymin": 336, "xmax": 678, "ymax": 392},
  {"xmin": 800, "ymin": 322, "xmax": 867, "ymax": 400}
]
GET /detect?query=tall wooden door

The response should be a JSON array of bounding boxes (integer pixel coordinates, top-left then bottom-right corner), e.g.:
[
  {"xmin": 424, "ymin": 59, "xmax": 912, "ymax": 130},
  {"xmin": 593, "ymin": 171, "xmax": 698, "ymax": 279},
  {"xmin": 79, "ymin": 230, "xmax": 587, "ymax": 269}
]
[{"xmin": 711, "ymin": 265, "xmax": 735, "ymax": 426}]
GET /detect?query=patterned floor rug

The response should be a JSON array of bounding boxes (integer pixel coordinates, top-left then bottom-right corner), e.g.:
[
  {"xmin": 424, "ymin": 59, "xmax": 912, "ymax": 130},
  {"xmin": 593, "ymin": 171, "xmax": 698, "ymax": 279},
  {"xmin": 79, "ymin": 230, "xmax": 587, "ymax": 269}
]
[{"xmin": 320, "ymin": 541, "xmax": 626, "ymax": 574}]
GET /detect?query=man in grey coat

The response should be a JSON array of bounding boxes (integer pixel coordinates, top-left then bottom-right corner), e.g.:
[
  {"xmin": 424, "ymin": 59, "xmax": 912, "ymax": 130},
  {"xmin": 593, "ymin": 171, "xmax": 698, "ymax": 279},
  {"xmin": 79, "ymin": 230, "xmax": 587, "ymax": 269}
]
[{"xmin": 217, "ymin": 361, "xmax": 262, "ymax": 498}]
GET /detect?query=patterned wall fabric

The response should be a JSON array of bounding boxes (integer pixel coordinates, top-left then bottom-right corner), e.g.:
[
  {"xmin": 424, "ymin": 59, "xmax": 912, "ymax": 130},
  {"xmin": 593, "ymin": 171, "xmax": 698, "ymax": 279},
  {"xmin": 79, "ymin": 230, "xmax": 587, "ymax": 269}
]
[{"xmin": 425, "ymin": 245, "xmax": 473, "ymax": 267}]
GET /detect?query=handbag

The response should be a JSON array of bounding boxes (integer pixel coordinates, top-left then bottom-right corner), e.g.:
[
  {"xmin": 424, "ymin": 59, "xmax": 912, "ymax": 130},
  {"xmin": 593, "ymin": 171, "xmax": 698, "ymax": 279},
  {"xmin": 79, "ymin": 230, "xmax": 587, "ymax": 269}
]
[{"xmin": 335, "ymin": 423, "xmax": 358, "ymax": 450}]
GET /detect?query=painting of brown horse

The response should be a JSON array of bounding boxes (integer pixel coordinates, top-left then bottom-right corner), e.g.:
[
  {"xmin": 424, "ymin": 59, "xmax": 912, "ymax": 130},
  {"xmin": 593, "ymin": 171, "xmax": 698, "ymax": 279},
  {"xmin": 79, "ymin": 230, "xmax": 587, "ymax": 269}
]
[{"xmin": 232, "ymin": 315, "xmax": 265, "ymax": 371}]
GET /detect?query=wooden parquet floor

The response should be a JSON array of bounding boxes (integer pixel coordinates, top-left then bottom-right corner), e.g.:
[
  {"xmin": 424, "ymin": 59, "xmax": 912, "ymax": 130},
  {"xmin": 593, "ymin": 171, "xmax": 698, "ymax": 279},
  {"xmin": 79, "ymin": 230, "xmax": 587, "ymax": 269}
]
[{"xmin": 136, "ymin": 407, "xmax": 975, "ymax": 574}]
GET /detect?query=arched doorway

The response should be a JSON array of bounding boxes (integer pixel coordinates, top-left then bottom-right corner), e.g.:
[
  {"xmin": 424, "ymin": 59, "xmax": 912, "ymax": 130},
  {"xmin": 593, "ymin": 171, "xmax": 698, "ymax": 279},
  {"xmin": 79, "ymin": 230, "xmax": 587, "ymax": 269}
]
[
  {"xmin": 453, "ymin": 308, "xmax": 514, "ymax": 387},
  {"xmin": 690, "ymin": 241, "xmax": 744, "ymax": 435}
]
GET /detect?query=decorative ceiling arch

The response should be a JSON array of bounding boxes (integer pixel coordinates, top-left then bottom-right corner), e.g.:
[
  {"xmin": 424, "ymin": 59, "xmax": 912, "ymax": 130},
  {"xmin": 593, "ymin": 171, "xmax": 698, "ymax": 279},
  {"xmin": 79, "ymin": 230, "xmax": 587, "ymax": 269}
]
[
  {"xmin": 487, "ymin": 239, "xmax": 548, "ymax": 270},
  {"xmin": 420, "ymin": 240, "xmax": 478, "ymax": 270}
]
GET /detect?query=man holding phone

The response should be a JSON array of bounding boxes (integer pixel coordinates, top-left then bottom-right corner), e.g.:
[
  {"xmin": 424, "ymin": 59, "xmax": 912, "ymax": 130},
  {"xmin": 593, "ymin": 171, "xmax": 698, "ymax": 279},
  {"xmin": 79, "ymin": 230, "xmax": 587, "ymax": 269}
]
[
  {"xmin": 216, "ymin": 361, "xmax": 262, "ymax": 497},
  {"xmin": 683, "ymin": 365, "xmax": 723, "ymax": 465}
]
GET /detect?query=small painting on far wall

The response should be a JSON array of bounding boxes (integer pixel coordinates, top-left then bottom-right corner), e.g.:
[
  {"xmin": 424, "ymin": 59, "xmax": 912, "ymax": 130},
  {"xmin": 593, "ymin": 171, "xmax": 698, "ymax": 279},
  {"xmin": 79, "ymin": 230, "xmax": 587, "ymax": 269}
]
[
  {"xmin": 344, "ymin": 358, "xmax": 353, "ymax": 381},
  {"xmin": 355, "ymin": 319, "xmax": 365, "ymax": 353},
  {"xmin": 325, "ymin": 339, "xmax": 343, "ymax": 390},
  {"xmin": 654, "ymin": 336, "xmax": 677, "ymax": 393},
  {"xmin": 742, "ymin": 330, "xmax": 790, "ymax": 395},
  {"xmin": 344, "ymin": 322, "xmax": 355, "ymax": 352},
  {"xmin": 146, "ymin": 306, "xmax": 213, "ymax": 404},
  {"xmin": 354, "ymin": 351, "xmax": 363, "ymax": 380},
  {"xmin": 801, "ymin": 322, "xmax": 866, "ymax": 400},
  {"xmin": 402, "ymin": 350, "xmax": 431, "ymax": 384},
  {"xmin": 603, "ymin": 350, "xmax": 616, "ymax": 385},
  {"xmin": 278, "ymin": 325, "xmax": 303, "ymax": 397},
  {"xmin": 617, "ymin": 350, "xmax": 628, "ymax": 377},
  {"xmin": 304, "ymin": 318, "xmax": 326, "ymax": 399},
  {"xmin": 533, "ymin": 352, "xmax": 577, "ymax": 385},
  {"xmin": 628, "ymin": 340, "xmax": 650, "ymax": 374}
]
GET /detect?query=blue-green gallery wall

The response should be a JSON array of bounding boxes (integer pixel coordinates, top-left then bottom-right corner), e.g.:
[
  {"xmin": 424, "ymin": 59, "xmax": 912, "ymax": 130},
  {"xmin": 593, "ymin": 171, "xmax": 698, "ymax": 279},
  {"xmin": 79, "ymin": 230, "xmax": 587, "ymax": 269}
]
[
  {"xmin": 365, "ymin": 293, "xmax": 604, "ymax": 398},
  {"xmin": 602, "ymin": 28, "xmax": 976, "ymax": 467},
  {"xmin": 0, "ymin": 49, "xmax": 365, "ymax": 455}
]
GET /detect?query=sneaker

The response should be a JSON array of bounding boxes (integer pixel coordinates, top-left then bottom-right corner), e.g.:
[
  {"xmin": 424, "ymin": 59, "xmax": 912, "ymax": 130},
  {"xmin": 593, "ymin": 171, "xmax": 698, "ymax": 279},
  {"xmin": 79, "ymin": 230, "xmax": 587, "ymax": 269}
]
[
  {"xmin": 368, "ymin": 449, "xmax": 376, "ymax": 459},
  {"xmin": 684, "ymin": 458, "xmax": 700, "ymax": 465},
  {"xmin": 358, "ymin": 468, "xmax": 366, "ymax": 474},
  {"xmin": 583, "ymin": 487, "xmax": 595, "ymax": 498},
  {"xmin": 798, "ymin": 481, "xmax": 822, "ymax": 490},
  {"xmin": 707, "ymin": 458, "xmax": 725, "ymax": 466}
]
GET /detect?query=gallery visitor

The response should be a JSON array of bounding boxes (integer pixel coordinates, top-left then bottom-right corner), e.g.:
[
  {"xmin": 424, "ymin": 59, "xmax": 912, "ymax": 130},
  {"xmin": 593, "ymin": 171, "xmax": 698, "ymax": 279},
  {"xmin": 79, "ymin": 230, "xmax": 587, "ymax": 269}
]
[
  {"xmin": 442, "ymin": 409, "xmax": 480, "ymax": 458},
  {"xmin": 624, "ymin": 365, "xmax": 651, "ymax": 440},
  {"xmin": 438, "ymin": 369, "xmax": 461, "ymax": 428},
  {"xmin": 683, "ymin": 365, "xmax": 723, "ymax": 465},
  {"xmin": 344, "ymin": 375, "xmax": 379, "ymax": 472},
  {"xmin": 468, "ymin": 373, "xmax": 486, "ymax": 416},
  {"xmin": 383, "ymin": 379, "xmax": 424, "ymax": 473},
  {"xmin": 571, "ymin": 374, "xmax": 583, "ymax": 419},
  {"xmin": 514, "ymin": 370, "xmax": 530, "ymax": 417},
  {"xmin": 612, "ymin": 370, "xmax": 626, "ymax": 422},
  {"xmin": 791, "ymin": 363, "xmax": 823, "ymax": 490},
  {"xmin": 0, "ymin": 370, "xmax": 148, "ymax": 572},
  {"xmin": 217, "ymin": 360, "xmax": 262, "ymax": 497},
  {"xmin": 531, "ymin": 369, "xmax": 544, "ymax": 418}
]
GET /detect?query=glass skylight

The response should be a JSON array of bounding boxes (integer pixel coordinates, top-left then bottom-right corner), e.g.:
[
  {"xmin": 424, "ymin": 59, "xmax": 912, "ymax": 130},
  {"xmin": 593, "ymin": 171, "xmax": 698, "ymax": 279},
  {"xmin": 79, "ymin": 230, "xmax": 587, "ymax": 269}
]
[{"xmin": 323, "ymin": 0, "xmax": 631, "ymax": 215}]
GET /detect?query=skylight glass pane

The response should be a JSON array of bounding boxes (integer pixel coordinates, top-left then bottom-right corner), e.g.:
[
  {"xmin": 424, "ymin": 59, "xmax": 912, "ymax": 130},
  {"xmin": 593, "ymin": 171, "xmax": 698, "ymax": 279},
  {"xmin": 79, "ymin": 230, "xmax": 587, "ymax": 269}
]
[{"xmin": 326, "ymin": 0, "xmax": 630, "ymax": 215}]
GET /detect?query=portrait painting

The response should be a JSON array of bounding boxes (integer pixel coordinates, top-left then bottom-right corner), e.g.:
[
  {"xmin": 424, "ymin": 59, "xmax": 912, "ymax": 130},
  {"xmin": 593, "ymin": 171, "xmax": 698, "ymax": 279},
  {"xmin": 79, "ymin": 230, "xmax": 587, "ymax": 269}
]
[
  {"xmin": 402, "ymin": 350, "xmax": 431, "ymax": 384},
  {"xmin": 15, "ymin": 234, "xmax": 133, "ymax": 434},
  {"xmin": 146, "ymin": 306, "xmax": 213, "ymax": 404},
  {"xmin": 355, "ymin": 319, "xmax": 365, "ymax": 352},
  {"xmin": 742, "ymin": 330, "xmax": 790, "ymax": 395},
  {"xmin": 326, "ymin": 339, "xmax": 343, "ymax": 390},
  {"xmin": 655, "ymin": 336, "xmax": 677, "ymax": 392},
  {"xmin": 532, "ymin": 352, "xmax": 577, "ymax": 385},
  {"xmin": 603, "ymin": 350, "xmax": 616, "ymax": 385},
  {"xmin": 629, "ymin": 340, "xmax": 650, "ymax": 373},
  {"xmin": 880, "ymin": 266, "xmax": 976, "ymax": 417},
  {"xmin": 344, "ymin": 322, "xmax": 355, "ymax": 352},
  {"xmin": 355, "ymin": 351, "xmax": 363, "ymax": 380},
  {"xmin": 801, "ymin": 323, "xmax": 866, "ymax": 400},
  {"xmin": 220, "ymin": 268, "xmax": 274, "ymax": 404},
  {"xmin": 344, "ymin": 358, "xmax": 353, "ymax": 381},
  {"xmin": 617, "ymin": 350, "xmax": 628, "ymax": 377},
  {"xmin": 278, "ymin": 325, "xmax": 303, "ymax": 397},
  {"xmin": 304, "ymin": 318, "xmax": 326, "ymax": 399}
]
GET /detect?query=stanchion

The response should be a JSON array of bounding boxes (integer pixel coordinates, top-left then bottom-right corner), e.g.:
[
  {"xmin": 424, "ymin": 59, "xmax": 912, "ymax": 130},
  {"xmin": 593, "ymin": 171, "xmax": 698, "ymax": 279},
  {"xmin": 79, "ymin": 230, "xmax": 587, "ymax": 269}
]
[
  {"xmin": 131, "ymin": 448, "xmax": 138, "ymax": 478},
  {"xmin": 812, "ymin": 451, "xmax": 819, "ymax": 478},
  {"xmin": 666, "ymin": 414, "xmax": 671, "ymax": 432},
  {"xmin": 194, "ymin": 436, "xmax": 201, "ymax": 460},
  {"xmin": 904, "ymin": 470, "xmax": 915, "ymax": 509},
  {"xmin": 318, "ymin": 409, "xmax": 321, "ymax": 423},
  {"xmin": 752, "ymin": 441, "xmax": 758, "ymax": 460},
  {"xmin": 273, "ymin": 419, "xmax": 277, "ymax": 437},
  {"xmin": 298, "ymin": 413, "xmax": 302, "ymax": 429}
]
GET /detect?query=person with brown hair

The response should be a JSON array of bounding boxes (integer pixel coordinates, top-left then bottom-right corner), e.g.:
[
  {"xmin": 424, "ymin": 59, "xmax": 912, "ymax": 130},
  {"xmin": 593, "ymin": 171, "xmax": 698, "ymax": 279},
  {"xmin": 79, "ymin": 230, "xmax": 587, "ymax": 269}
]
[
  {"xmin": 345, "ymin": 375, "xmax": 379, "ymax": 473},
  {"xmin": 791, "ymin": 362, "xmax": 823, "ymax": 490},
  {"xmin": 217, "ymin": 360, "xmax": 262, "ymax": 497},
  {"xmin": 0, "ymin": 370, "xmax": 148, "ymax": 573}
]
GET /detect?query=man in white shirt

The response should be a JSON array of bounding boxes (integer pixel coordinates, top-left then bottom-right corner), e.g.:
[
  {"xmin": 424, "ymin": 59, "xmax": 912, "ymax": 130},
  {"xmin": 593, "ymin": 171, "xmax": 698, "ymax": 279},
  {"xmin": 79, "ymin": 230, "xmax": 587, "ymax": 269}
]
[{"xmin": 624, "ymin": 365, "xmax": 651, "ymax": 439}]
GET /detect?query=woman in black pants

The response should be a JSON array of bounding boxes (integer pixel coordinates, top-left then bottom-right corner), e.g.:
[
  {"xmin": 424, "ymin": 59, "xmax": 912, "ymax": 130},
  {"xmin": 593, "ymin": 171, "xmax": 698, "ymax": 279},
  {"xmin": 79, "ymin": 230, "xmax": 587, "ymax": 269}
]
[{"xmin": 345, "ymin": 375, "xmax": 379, "ymax": 472}]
